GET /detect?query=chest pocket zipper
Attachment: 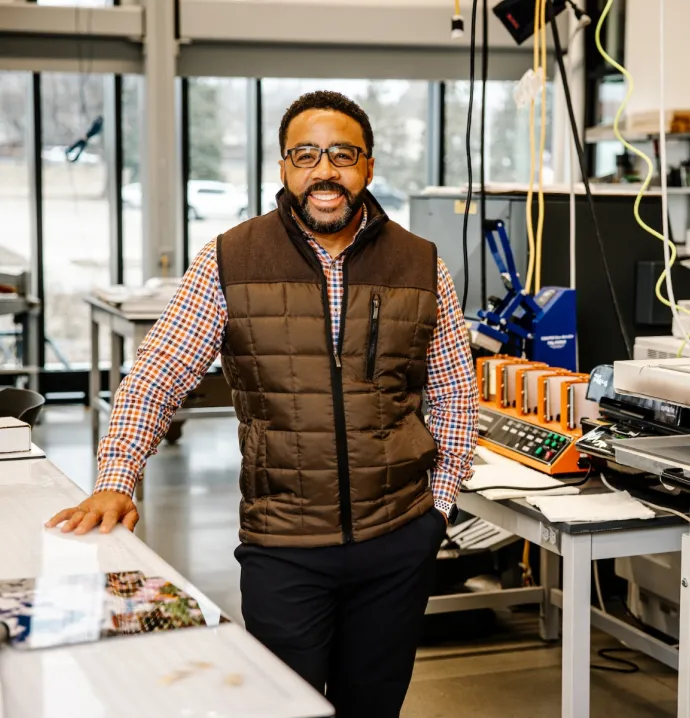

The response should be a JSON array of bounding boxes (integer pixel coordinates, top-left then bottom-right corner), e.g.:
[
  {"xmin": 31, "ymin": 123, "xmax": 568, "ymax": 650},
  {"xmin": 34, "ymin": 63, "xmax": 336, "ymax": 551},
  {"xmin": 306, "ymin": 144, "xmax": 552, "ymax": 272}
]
[{"xmin": 366, "ymin": 294, "xmax": 381, "ymax": 381}]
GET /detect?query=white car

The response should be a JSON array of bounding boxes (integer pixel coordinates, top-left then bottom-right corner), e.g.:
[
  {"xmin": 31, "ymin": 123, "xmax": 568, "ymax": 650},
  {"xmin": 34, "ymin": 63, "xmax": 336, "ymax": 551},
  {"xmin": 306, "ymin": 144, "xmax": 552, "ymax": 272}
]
[
  {"xmin": 237, "ymin": 183, "xmax": 284, "ymax": 220},
  {"xmin": 122, "ymin": 180, "xmax": 245, "ymax": 220}
]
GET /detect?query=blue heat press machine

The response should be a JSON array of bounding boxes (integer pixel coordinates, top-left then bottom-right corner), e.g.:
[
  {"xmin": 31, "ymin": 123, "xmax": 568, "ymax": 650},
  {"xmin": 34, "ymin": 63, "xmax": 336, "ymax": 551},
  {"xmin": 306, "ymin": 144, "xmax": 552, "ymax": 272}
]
[{"xmin": 469, "ymin": 220, "xmax": 578, "ymax": 371}]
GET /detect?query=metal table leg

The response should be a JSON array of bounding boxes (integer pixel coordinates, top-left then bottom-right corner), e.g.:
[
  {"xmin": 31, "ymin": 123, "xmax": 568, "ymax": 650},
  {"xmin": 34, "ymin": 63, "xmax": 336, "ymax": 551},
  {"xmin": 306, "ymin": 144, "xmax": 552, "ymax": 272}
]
[
  {"xmin": 679, "ymin": 533, "xmax": 690, "ymax": 718},
  {"xmin": 561, "ymin": 533, "xmax": 592, "ymax": 718},
  {"xmin": 90, "ymin": 310, "xmax": 100, "ymax": 453},
  {"xmin": 540, "ymin": 546, "xmax": 561, "ymax": 641},
  {"xmin": 109, "ymin": 330, "xmax": 123, "ymax": 411}
]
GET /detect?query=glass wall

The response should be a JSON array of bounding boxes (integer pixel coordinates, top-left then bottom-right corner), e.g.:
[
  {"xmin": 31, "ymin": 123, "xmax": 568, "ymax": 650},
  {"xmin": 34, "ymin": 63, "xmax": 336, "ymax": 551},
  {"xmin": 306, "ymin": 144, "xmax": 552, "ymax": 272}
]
[
  {"xmin": 262, "ymin": 79, "xmax": 428, "ymax": 230},
  {"xmin": 0, "ymin": 73, "xmax": 31, "ymax": 269},
  {"xmin": 0, "ymin": 73, "xmax": 32, "ymax": 370},
  {"xmin": 187, "ymin": 78, "xmax": 249, "ymax": 260},
  {"xmin": 41, "ymin": 72, "xmax": 110, "ymax": 368},
  {"xmin": 445, "ymin": 80, "xmax": 554, "ymax": 186}
]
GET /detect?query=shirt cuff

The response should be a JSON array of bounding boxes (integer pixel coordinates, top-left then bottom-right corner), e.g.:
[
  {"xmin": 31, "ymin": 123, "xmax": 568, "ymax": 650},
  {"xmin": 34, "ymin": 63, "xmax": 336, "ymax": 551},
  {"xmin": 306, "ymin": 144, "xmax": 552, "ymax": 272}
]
[{"xmin": 93, "ymin": 465, "xmax": 140, "ymax": 498}]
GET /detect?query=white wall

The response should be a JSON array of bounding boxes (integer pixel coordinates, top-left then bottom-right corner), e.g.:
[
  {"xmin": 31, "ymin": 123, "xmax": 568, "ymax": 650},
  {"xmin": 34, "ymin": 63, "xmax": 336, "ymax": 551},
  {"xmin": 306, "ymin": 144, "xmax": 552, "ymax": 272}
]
[
  {"xmin": 625, "ymin": 0, "xmax": 690, "ymax": 116},
  {"xmin": 179, "ymin": 0, "xmax": 560, "ymax": 52}
]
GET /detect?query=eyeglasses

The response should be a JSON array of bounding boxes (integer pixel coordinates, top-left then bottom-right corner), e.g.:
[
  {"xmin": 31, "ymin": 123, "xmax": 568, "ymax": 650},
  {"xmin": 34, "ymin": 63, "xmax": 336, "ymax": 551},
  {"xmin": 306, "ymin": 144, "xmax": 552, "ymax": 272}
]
[{"xmin": 284, "ymin": 145, "xmax": 368, "ymax": 169}]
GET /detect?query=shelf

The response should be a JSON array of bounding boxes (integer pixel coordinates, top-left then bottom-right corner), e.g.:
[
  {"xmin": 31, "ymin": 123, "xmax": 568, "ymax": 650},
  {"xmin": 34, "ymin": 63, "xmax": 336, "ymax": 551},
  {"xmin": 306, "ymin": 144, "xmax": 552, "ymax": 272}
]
[{"xmin": 585, "ymin": 128, "xmax": 690, "ymax": 144}]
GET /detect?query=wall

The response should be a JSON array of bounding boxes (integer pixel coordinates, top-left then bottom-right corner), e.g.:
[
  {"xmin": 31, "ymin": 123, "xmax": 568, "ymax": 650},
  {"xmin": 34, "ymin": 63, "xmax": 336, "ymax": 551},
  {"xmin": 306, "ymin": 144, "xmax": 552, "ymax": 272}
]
[
  {"xmin": 625, "ymin": 0, "xmax": 690, "ymax": 117},
  {"xmin": 179, "ymin": 0, "xmax": 558, "ymax": 52}
]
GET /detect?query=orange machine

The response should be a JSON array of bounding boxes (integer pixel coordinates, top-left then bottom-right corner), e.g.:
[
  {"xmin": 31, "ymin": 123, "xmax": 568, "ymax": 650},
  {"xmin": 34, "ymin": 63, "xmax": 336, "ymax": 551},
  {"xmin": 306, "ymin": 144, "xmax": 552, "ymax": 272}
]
[
  {"xmin": 537, "ymin": 372, "xmax": 589, "ymax": 424},
  {"xmin": 476, "ymin": 355, "xmax": 515, "ymax": 403},
  {"xmin": 477, "ymin": 363, "xmax": 590, "ymax": 476},
  {"xmin": 560, "ymin": 377, "xmax": 596, "ymax": 434},
  {"xmin": 495, "ymin": 359, "xmax": 540, "ymax": 409}
]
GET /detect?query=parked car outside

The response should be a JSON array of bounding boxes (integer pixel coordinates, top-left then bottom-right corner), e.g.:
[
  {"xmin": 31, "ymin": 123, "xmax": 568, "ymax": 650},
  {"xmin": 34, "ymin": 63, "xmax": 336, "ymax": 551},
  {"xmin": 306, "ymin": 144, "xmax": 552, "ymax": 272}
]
[{"xmin": 122, "ymin": 180, "xmax": 245, "ymax": 220}]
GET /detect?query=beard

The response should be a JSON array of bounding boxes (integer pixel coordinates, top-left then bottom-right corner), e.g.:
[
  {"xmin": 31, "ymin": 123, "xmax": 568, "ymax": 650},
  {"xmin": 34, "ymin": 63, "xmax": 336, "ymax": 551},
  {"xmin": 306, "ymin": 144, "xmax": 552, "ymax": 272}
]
[{"xmin": 284, "ymin": 179, "xmax": 367, "ymax": 235}]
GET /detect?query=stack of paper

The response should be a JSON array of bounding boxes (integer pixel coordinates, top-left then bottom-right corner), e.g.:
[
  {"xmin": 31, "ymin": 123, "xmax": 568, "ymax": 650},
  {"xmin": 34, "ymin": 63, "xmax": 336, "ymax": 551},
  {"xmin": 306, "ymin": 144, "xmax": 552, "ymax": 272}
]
[
  {"xmin": 526, "ymin": 491, "xmax": 656, "ymax": 523},
  {"xmin": 465, "ymin": 462, "xmax": 580, "ymax": 500},
  {"xmin": 94, "ymin": 278, "xmax": 181, "ymax": 314}
]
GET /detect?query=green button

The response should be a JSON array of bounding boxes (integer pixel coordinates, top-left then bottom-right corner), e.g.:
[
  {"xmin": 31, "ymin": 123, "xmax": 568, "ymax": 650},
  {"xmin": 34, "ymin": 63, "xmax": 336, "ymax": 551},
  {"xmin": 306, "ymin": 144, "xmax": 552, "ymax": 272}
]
[{"xmin": 535, "ymin": 447, "xmax": 544, "ymax": 456}]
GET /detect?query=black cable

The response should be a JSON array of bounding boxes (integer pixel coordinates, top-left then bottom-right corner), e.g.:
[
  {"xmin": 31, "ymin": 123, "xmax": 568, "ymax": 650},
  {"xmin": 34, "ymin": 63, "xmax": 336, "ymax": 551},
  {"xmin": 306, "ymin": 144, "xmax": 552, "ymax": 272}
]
[
  {"xmin": 593, "ymin": 647, "xmax": 640, "ymax": 674},
  {"xmin": 65, "ymin": 116, "xmax": 103, "ymax": 163},
  {"xmin": 547, "ymin": 1, "xmax": 633, "ymax": 359},
  {"xmin": 479, "ymin": 0, "xmax": 489, "ymax": 309},
  {"xmin": 459, "ymin": 465, "xmax": 593, "ymax": 494},
  {"xmin": 461, "ymin": 0, "xmax": 479, "ymax": 314}
]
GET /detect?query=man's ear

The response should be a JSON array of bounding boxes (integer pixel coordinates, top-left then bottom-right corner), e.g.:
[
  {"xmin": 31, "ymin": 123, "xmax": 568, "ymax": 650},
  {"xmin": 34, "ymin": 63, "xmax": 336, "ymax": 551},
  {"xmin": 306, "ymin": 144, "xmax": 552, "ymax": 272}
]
[
  {"xmin": 279, "ymin": 159, "xmax": 286, "ymax": 185},
  {"xmin": 367, "ymin": 157, "xmax": 375, "ymax": 185}
]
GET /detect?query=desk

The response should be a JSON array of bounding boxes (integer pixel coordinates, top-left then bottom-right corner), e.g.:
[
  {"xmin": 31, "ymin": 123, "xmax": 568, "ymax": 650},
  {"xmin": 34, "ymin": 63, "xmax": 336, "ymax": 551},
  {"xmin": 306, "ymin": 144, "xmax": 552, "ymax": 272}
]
[
  {"xmin": 434, "ymin": 450, "xmax": 690, "ymax": 718},
  {"xmin": 0, "ymin": 456, "xmax": 333, "ymax": 718},
  {"xmin": 86, "ymin": 296, "xmax": 235, "ymax": 498}
]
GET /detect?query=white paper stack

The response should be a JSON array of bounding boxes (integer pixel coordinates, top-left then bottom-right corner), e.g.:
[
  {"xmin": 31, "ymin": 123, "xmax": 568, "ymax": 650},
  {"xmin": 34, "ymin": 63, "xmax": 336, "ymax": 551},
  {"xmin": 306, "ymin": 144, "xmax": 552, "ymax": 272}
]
[
  {"xmin": 466, "ymin": 462, "xmax": 580, "ymax": 500},
  {"xmin": 526, "ymin": 491, "xmax": 656, "ymax": 523},
  {"xmin": 0, "ymin": 417, "xmax": 30, "ymax": 454}
]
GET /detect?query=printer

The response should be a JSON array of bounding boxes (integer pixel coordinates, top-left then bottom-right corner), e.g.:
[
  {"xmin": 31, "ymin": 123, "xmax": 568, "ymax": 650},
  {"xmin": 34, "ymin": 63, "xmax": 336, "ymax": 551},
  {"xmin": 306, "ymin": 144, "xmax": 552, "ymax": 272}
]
[{"xmin": 581, "ymin": 358, "xmax": 690, "ymax": 641}]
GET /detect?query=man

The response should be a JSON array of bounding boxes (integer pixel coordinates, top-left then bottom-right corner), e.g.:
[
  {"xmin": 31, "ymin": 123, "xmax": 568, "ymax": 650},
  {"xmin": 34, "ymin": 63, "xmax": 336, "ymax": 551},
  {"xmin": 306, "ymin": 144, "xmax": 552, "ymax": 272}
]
[{"xmin": 47, "ymin": 91, "xmax": 479, "ymax": 717}]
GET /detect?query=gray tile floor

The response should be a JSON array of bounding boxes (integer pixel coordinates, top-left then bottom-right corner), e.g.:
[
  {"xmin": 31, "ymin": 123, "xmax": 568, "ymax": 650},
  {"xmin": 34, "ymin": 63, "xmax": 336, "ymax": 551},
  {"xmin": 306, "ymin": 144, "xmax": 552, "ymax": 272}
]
[{"xmin": 33, "ymin": 406, "xmax": 679, "ymax": 717}]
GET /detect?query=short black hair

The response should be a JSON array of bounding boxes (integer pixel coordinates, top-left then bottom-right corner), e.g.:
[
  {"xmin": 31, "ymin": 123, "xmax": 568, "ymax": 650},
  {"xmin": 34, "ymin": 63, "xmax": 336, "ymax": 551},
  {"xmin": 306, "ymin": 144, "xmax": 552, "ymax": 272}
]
[{"xmin": 279, "ymin": 91, "xmax": 375, "ymax": 157}]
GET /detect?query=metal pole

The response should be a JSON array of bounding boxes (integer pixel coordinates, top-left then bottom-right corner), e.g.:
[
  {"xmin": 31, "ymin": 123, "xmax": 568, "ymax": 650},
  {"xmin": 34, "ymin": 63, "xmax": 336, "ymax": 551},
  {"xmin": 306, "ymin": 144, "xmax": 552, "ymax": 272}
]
[
  {"xmin": 247, "ymin": 78, "xmax": 263, "ymax": 218},
  {"xmin": 561, "ymin": 532, "xmax": 592, "ymax": 718},
  {"xmin": 678, "ymin": 532, "xmax": 690, "ymax": 718},
  {"xmin": 426, "ymin": 81, "xmax": 445, "ymax": 188}
]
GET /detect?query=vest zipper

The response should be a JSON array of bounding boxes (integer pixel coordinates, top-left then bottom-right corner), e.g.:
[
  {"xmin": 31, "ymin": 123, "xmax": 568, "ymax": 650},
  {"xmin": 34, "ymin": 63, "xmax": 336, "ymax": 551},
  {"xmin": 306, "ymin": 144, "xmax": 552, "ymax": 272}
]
[
  {"xmin": 366, "ymin": 294, "xmax": 381, "ymax": 381},
  {"xmin": 319, "ymin": 265, "xmax": 353, "ymax": 544}
]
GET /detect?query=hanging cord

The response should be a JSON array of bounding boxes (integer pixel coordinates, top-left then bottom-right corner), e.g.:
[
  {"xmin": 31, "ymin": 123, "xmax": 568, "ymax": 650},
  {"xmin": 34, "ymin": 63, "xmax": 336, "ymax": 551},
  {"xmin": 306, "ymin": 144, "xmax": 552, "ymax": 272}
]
[
  {"xmin": 534, "ymin": 0, "xmax": 548, "ymax": 293},
  {"xmin": 594, "ymin": 0, "xmax": 690, "ymax": 357},
  {"xmin": 65, "ymin": 115, "xmax": 103, "ymax": 163},
  {"xmin": 524, "ymin": 0, "xmax": 540, "ymax": 293},
  {"xmin": 479, "ymin": 0, "xmax": 489, "ymax": 311},
  {"xmin": 548, "ymin": 0, "xmax": 632, "ymax": 358},
  {"xmin": 460, "ymin": 0, "xmax": 479, "ymax": 314}
]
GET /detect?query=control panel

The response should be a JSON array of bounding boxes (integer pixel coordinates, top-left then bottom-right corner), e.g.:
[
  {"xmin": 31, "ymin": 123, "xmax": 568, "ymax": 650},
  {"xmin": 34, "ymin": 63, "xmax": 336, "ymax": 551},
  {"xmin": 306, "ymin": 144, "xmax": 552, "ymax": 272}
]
[{"xmin": 478, "ymin": 407, "xmax": 584, "ymax": 474}]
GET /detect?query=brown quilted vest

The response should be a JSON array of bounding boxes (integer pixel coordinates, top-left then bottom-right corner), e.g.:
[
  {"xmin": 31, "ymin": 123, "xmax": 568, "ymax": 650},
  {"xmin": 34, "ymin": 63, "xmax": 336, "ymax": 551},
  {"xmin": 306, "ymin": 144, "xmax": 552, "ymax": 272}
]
[{"xmin": 217, "ymin": 190, "xmax": 438, "ymax": 547}]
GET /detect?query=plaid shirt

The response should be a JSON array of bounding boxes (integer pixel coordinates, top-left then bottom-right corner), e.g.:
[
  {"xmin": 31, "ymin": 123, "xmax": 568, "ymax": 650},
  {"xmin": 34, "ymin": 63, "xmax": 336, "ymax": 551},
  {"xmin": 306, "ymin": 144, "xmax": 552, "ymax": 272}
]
[{"xmin": 95, "ymin": 212, "xmax": 479, "ymax": 518}]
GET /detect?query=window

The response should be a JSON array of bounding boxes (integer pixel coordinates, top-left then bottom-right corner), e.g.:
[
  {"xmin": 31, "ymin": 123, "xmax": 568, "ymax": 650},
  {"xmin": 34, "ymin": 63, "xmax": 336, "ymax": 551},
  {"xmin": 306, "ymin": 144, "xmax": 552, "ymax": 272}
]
[
  {"xmin": 122, "ymin": 74, "xmax": 143, "ymax": 287},
  {"xmin": 0, "ymin": 73, "xmax": 32, "ymax": 370},
  {"xmin": 0, "ymin": 73, "xmax": 31, "ymax": 269},
  {"xmin": 187, "ymin": 78, "xmax": 249, "ymax": 260},
  {"xmin": 592, "ymin": 77, "xmax": 626, "ymax": 178},
  {"xmin": 41, "ymin": 72, "xmax": 111, "ymax": 367},
  {"xmin": 445, "ymin": 80, "xmax": 554, "ymax": 186},
  {"xmin": 261, "ymin": 79, "xmax": 428, "ymax": 230}
]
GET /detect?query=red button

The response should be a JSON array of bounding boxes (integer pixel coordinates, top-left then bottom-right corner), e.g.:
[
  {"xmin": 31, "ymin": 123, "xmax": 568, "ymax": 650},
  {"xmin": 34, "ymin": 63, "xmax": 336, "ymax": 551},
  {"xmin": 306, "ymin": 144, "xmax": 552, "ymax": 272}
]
[{"xmin": 544, "ymin": 450, "xmax": 554, "ymax": 461}]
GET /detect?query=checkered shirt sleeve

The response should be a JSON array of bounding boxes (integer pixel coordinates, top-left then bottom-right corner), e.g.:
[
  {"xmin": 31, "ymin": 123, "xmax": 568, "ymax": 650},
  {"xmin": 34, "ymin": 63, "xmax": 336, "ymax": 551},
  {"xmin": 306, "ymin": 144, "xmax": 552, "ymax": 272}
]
[
  {"xmin": 426, "ymin": 258, "xmax": 480, "ymax": 518},
  {"xmin": 94, "ymin": 240, "xmax": 227, "ymax": 497}
]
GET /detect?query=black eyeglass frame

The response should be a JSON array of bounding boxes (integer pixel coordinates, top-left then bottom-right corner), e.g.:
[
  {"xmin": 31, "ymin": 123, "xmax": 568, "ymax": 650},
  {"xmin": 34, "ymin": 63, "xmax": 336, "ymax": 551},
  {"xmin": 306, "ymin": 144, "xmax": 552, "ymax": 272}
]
[{"xmin": 283, "ymin": 144, "xmax": 369, "ymax": 169}]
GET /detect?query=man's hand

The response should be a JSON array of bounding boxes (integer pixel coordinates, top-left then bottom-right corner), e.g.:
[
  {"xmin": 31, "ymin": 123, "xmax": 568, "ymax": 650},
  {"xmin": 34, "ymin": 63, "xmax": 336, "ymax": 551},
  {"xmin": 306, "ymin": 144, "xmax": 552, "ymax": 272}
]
[{"xmin": 45, "ymin": 491, "xmax": 139, "ymax": 535}]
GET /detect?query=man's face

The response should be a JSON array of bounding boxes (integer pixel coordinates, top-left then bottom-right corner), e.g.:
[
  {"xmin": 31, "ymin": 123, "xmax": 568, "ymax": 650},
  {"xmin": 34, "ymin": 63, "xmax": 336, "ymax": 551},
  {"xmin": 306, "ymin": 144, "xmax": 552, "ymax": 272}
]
[{"xmin": 280, "ymin": 109, "xmax": 375, "ymax": 235}]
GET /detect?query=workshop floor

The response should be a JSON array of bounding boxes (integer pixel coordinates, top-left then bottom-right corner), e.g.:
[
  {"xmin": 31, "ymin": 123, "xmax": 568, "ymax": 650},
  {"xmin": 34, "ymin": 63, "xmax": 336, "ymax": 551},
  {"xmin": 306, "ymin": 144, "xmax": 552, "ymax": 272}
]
[{"xmin": 34, "ymin": 406, "xmax": 680, "ymax": 717}]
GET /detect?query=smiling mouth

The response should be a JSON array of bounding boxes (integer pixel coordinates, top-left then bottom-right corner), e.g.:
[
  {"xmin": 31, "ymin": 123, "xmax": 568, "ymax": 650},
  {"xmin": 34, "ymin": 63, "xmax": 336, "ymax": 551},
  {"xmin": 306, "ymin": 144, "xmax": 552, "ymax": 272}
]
[{"xmin": 308, "ymin": 191, "xmax": 345, "ymax": 210}]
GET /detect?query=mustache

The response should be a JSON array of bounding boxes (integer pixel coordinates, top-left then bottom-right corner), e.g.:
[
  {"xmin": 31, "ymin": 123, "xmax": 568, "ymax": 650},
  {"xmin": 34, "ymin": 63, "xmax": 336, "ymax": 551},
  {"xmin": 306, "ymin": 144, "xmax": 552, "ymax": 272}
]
[{"xmin": 306, "ymin": 181, "xmax": 349, "ymax": 197}]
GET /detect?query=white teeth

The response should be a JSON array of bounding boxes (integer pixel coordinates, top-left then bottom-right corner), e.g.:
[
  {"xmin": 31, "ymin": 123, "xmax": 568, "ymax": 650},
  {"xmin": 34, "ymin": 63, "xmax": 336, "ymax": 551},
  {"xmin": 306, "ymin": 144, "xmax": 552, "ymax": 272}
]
[{"xmin": 312, "ymin": 193, "xmax": 340, "ymax": 201}]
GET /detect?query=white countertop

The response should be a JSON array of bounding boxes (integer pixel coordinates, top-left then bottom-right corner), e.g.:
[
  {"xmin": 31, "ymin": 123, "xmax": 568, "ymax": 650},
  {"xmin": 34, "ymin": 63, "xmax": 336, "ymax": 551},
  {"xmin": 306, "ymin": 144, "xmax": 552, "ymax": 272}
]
[{"xmin": 0, "ymin": 458, "xmax": 333, "ymax": 718}]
